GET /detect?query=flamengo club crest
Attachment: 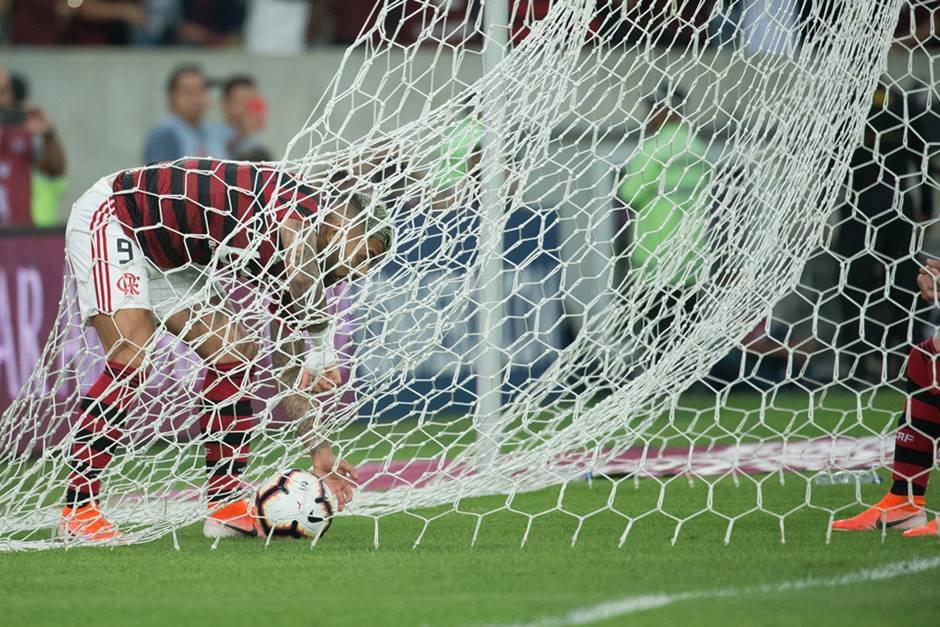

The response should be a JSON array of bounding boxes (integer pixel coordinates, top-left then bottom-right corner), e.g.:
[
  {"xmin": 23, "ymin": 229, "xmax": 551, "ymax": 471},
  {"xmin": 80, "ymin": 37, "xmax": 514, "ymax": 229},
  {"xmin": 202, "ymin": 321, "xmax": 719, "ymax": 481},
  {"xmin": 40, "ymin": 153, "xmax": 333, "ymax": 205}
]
[{"xmin": 116, "ymin": 272, "xmax": 141, "ymax": 296}]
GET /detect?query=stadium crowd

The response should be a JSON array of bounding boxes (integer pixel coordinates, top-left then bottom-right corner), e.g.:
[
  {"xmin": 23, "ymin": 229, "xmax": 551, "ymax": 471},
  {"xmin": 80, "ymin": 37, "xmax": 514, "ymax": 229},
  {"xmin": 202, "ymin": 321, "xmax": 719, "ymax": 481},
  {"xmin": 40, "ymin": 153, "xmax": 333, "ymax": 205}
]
[{"xmin": 0, "ymin": 1, "xmax": 937, "ymax": 51}]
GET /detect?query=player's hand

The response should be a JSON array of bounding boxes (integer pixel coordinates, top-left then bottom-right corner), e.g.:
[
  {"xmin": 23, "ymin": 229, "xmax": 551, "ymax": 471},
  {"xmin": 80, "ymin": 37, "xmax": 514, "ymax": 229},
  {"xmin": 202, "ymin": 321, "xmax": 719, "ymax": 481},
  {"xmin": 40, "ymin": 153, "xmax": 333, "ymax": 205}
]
[
  {"xmin": 299, "ymin": 365, "xmax": 342, "ymax": 394},
  {"xmin": 917, "ymin": 258, "xmax": 940, "ymax": 303},
  {"xmin": 311, "ymin": 446, "xmax": 358, "ymax": 512}
]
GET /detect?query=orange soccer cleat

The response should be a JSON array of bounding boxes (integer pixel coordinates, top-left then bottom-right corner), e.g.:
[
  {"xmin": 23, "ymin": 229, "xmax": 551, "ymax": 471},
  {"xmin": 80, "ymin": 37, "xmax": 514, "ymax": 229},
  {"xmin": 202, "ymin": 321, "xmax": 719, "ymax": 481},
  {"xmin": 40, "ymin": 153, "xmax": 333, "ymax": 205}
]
[
  {"xmin": 831, "ymin": 493, "xmax": 927, "ymax": 532},
  {"xmin": 902, "ymin": 517, "xmax": 939, "ymax": 538},
  {"xmin": 203, "ymin": 499, "xmax": 260, "ymax": 539},
  {"xmin": 58, "ymin": 503, "xmax": 122, "ymax": 541}
]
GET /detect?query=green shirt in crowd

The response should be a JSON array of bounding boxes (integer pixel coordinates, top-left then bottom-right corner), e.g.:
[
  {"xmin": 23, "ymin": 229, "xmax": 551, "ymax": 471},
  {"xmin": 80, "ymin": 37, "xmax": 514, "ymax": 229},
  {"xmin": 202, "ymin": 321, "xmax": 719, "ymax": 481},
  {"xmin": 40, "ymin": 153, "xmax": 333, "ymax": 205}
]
[
  {"xmin": 31, "ymin": 174, "xmax": 66, "ymax": 227},
  {"xmin": 617, "ymin": 122, "xmax": 711, "ymax": 289},
  {"xmin": 431, "ymin": 116, "xmax": 484, "ymax": 192}
]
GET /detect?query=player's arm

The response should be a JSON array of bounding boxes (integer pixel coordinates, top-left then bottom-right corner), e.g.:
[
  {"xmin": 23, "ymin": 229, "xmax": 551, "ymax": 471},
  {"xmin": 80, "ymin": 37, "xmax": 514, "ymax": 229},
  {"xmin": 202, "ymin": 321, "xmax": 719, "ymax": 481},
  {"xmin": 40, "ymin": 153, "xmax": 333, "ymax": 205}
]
[
  {"xmin": 268, "ymin": 321, "xmax": 357, "ymax": 510},
  {"xmin": 277, "ymin": 218, "xmax": 342, "ymax": 393},
  {"xmin": 271, "ymin": 221, "xmax": 357, "ymax": 507}
]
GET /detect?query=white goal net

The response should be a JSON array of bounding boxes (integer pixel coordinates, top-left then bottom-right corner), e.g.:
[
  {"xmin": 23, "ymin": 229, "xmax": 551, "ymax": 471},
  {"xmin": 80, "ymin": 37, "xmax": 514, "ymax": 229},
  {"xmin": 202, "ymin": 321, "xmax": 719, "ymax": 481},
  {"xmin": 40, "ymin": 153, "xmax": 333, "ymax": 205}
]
[{"xmin": 1, "ymin": 0, "xmax": 937, "ymax": 550}]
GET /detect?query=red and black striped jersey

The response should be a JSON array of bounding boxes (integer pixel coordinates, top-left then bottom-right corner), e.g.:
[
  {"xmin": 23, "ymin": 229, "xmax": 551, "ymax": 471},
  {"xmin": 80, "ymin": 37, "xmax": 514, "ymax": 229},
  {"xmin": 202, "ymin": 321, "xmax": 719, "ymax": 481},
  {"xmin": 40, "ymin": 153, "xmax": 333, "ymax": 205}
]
[{"xmin": 110, "ymin": 158, "xmax": 318, "ymax": 271}]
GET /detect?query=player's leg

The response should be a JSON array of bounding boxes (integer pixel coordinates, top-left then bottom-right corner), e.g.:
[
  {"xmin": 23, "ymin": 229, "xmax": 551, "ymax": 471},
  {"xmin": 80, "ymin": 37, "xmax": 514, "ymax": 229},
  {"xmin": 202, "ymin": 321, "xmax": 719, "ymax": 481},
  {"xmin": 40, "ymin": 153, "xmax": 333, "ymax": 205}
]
[
  {"xmin": 163, "ymin": 304, "xmax": 261, "ymax": 538},
  {"xmin": 60, "ymin": 310, "xmax": 155, "ymax": 541},
  {"xmin": 61, "ymin": 182, "xmax": 155, "ymax": 541},
  {"xmin": 832, "ymin": 338, "xmax": 939, "ymax": 533}
]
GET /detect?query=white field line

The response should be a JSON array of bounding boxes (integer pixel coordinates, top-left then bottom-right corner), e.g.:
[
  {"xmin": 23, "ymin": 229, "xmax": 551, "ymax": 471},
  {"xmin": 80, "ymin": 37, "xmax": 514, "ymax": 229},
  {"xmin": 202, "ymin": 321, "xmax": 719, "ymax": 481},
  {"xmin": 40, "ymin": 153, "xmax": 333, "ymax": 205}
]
[{"xmin": 500, "ymin": 555, "xmax": 940, "ymax": 627}]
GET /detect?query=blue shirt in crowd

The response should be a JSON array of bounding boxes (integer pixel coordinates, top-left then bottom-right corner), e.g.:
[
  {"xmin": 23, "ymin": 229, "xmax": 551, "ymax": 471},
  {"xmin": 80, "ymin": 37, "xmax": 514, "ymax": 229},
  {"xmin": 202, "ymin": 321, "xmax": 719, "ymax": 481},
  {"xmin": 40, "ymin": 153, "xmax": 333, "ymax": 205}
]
[{"xmin": 143, "ymin": 114, "xmax": 231, "ymax": 163}]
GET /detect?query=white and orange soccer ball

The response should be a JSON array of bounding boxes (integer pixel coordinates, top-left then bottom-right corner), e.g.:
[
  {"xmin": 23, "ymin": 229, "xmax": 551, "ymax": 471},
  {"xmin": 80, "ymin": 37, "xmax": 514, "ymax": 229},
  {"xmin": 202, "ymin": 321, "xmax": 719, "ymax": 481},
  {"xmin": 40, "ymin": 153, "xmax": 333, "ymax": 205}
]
[{"xmin": 253, "ymin": 469, "xmax": 338, "ymax": 539}]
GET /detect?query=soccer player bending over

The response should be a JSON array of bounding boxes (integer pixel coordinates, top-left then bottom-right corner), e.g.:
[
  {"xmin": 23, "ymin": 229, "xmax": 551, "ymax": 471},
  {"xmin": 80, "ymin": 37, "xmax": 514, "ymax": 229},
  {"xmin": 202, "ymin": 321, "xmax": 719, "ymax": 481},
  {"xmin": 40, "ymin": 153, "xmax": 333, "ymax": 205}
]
[
  {"xmin": 60, "ymin": 158, "xmax": 392, "ymax": 541},
  {"xmin": 832, "ymin": 258, "xmax": 940, "ymax": 537}
]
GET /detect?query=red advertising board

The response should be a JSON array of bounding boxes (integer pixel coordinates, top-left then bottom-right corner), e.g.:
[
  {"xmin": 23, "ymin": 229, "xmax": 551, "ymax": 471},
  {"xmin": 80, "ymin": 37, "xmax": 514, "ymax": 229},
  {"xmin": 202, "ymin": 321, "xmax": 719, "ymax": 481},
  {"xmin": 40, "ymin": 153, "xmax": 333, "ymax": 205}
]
[{"xmin": 0, "ymin": 228, "xmax": 67, "ymax": 412}]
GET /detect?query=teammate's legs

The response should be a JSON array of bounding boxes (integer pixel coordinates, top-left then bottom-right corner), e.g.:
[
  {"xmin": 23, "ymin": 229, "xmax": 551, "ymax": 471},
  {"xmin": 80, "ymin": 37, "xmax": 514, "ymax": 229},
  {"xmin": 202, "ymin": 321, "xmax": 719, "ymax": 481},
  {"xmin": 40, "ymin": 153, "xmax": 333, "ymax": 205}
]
[
  {"xmin": 832, "ymin": 338, "xmax": 939, "ymax": 533},
  {"xmin": 894, "ymin": 338, "xmax": 940, "ymax": 536},
  {"xmin": 891, "ymin": 338, "xmax": 940, "ymax": 498}
]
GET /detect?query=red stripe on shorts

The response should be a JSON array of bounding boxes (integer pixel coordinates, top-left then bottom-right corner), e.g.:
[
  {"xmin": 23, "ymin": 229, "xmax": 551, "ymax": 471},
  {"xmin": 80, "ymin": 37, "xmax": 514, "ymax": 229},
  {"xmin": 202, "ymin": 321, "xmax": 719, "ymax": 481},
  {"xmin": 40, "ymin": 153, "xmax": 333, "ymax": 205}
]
[
  {"xmin": 90, "ymin": 199, "xmax": 115, "ymax": 313},
  {"xmin": 90, "ymin": 201, "xmax": 106, "ymax": 312},
  {"xmin": 102, "ymin": 199, "xmax": 115, "ymax": 311}
]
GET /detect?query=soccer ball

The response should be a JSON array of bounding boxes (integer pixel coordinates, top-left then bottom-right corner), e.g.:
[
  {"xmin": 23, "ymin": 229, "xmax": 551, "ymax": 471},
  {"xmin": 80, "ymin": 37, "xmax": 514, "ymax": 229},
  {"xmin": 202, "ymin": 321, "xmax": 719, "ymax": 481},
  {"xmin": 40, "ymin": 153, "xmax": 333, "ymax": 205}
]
[{"xmin": 253, "ymin": 469, "xmax": 338, "ymax": 539}]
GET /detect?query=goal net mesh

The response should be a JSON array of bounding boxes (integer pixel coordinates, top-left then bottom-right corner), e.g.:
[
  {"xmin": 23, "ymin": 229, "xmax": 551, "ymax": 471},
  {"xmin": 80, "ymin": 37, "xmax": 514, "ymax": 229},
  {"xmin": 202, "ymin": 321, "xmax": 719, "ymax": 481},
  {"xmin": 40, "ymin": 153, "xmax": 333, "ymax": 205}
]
[{"xmin": 1, "ymin": 0, "xmax": 936, "ymax": 550}]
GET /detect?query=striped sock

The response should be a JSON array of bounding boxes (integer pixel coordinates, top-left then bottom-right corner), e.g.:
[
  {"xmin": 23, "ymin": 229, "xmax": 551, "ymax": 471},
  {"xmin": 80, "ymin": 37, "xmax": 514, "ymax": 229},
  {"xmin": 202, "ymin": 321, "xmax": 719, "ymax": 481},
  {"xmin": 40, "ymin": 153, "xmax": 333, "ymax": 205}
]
[
  {"xmin": 891, "ymin": 339, "xmax": 940, "ymax": 498},
  {"xmin": 200, "ymin": 361, "xmax": 254, "ymax": 503},
  {"xmin": 66, "ymin": 362, "xmax": 142, "ymax": 508}
]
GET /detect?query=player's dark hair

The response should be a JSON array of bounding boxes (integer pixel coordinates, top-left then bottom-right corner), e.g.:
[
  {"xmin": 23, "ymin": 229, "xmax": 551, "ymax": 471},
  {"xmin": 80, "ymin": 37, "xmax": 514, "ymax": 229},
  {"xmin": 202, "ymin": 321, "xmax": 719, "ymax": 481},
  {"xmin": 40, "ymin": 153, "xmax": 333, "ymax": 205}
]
[
  {"xmin": 349, "ymin": 193, "xmax": 393, "ymax": 255},
  {"xmin": 320, "ymin": 170, "xmax": 394, "ymax": 254},
  {"xmin": 222, "ymin": 75, "xmax": 257, "ymax": 99},
  {"xmin": 166, "ymin": 64, "xmax": 205, "ymax": 95},
  {"xmin": 347, "ymin": 192, "xmax": 370, "ymax": 215}
]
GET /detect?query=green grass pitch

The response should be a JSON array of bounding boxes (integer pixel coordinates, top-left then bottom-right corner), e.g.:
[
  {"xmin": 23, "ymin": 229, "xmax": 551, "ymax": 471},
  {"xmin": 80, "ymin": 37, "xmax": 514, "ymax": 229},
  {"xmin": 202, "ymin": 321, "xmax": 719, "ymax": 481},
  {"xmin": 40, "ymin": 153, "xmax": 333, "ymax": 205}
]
[{"xmin": 0, "ymin": 391, "xmax": 938, "ymax": 626}]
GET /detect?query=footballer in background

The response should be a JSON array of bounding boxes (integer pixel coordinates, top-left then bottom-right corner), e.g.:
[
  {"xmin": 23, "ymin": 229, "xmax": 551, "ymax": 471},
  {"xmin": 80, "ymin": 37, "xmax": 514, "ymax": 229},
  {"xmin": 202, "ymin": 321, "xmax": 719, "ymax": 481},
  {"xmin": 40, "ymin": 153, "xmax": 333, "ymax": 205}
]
[{"xmin": 60, "ymin": 158, "xmax": 392, "ymax": 541}]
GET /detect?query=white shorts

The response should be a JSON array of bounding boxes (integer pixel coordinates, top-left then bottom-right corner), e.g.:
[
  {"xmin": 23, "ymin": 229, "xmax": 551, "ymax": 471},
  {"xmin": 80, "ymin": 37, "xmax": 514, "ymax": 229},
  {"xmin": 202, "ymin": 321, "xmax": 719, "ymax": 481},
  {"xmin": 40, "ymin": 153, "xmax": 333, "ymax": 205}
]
[{"xmin": 66, "ymin": 176, "xmax": 219, "ymax": 324}]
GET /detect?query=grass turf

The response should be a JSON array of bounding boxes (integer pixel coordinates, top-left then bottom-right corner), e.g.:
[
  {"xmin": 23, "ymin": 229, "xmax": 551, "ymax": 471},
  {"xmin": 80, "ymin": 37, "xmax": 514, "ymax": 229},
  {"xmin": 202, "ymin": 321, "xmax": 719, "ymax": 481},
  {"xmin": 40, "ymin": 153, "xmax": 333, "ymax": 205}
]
[
  {"xmin": 0, "ymin": 473, "xmax": 938, "ymax": 626},
  {"xmin": 1, "ymin": 389, "xmax": 938, "ymax": 626}
]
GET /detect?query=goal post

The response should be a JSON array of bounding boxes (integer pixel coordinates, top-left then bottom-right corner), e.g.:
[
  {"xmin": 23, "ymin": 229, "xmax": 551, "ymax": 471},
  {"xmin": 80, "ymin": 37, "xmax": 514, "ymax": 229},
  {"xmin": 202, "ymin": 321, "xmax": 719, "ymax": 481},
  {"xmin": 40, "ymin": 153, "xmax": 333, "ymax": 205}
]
[
  {"xmin": 1, "ymin": 0, "xmax": 935, "ymax": 550},
  {"xmin": 474, "ymin": 0, "xmax": 511, "ymax": 466}
]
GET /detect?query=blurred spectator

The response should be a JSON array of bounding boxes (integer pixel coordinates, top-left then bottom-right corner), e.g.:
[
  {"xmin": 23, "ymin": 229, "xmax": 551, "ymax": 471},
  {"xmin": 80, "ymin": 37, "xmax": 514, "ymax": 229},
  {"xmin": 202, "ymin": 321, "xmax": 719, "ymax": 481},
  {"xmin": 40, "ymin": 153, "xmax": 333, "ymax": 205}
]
[
  {"xmin": 618, "ymin": 85, "xmax": 711, "ymax": 287},
  {"xmin": 0, "ymin": 68, "xmax": 67, "ymax": 227},
  {"xmin": 509, "ymin": 0, "xmax": 597, "ymax": 45},
  {"xmin": 61, "ymin": 0, "xmax": 146, "ymax": 45},
  {"xmin": 713, "ymin": 1, "xmax": 939, "ymax": 54},
  {"xmin": 708, "ymin": 0, "xmax": 799, "ymax": 53},
  {"xmin": 428, "ymin": 97, "xmax": 482, "ymax": 209},
  {"xmin": 420, "ymin": 0, "xmax": 481, "ymax": 47},
  {"xmin": 329, "ymin": 0, "xmax": 382, "ymax": 45},
  {"xmin": 6, "ymin": 0, "xmax": 59, "ymax": 45},
  {"xmin": 616, "ymin": 84, "xmax": 711, "ymax": 357},
  {"xmin": 244, "ymin": 0, "xmax": 313, "ymax": 54},
  {"xmin": 176, "ymin": 0, "xmax": 245, "ymax": 47},
  {"xmin": 801, "ymin": 1, "xmax": 939, "ymax": 50},
  {"xmin": 221, "ymin": 75, "xmax": 269, "ymax": 159},
  {"xmin": 796, "ymin": 0, "xmax": 841, "ymax": 47},
  {"xmin": 708, "ymin": 0, "xmax": 743, "ymax": 48},
  {"xmin": 832, "ymin": 83, "xmax": 935, "ymax": 382},
  {"xmin": 134, "ymin": 0, "xmax": 181, "ymax": 45},
  {"xmin": 740, "ymin": 0, "xmax": 799, "ymax": 54},
  {"xmin": 510, "ymin": 1, "xmax": 550, "ymax": 44},
  {"xmin": 143, "ymin": 64, "xmax": 229, "ymax": 163},
  {"xmin": 9, "ymin": 72, "xmax": 68, "ymax": 226},
  {"xmin": 596, "ymin": 0, "xmax": 711, "ymax": 49}
]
